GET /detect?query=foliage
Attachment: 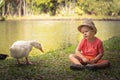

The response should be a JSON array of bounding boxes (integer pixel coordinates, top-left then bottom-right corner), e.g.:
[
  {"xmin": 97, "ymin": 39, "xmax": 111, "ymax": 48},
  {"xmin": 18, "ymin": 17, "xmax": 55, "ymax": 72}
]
[
  {"xmin": 0, "ymin": 0, "xmax": 4, "ymax": 8},
  {"xmin": 103, "ymin": 36, "xmax": 120, "ymax": 52},
  {"xmin": 0, "ymin": 0, "xmax": 120, "ymax": 16},
  {"xmin": 76, "ymin": 0, "xmax": 120, "ymax": 16},
  {"xmin": 0, "ymin": 16, "xmax": 6, "ymax": 21}
]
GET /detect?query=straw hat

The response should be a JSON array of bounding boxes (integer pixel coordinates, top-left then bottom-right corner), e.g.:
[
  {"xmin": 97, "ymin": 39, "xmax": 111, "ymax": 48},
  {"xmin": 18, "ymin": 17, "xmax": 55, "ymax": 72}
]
[{"xmin": 78, "ymin": 19, "xmax": 97, "ymax": 34}]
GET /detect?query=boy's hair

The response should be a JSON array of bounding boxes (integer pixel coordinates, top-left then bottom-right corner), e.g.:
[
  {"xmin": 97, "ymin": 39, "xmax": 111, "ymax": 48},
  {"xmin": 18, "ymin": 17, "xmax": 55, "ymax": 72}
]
[{"xmin": 78, "ymin": 19, "xmax": 97, "ymax": 34}]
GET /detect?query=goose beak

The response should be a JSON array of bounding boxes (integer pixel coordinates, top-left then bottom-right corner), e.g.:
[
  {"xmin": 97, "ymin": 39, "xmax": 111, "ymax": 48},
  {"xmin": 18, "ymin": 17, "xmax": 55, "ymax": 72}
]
[{"xmin": 39, "ymin": 48, "xmax": 44, "ymax": 53}]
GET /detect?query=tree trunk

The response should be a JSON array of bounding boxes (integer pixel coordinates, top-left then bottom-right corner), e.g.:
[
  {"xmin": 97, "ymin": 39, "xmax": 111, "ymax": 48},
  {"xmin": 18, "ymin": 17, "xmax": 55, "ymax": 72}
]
[
  {"xmin": 2, "ymin": 1, "xmax": 5, "ymax": 16},
  {"xmin": 18, "ymin": 0, "xmax": 21, "ymax": 16},
  {"xmin": 23, "ymin": 0, "xmax": 26, "ymax": 16}
]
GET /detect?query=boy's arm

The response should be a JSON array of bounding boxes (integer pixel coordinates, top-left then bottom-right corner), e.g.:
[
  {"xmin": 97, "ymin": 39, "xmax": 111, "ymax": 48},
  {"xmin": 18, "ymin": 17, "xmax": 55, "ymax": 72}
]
[
  {"xmin": 89, "ymin": 53, "xmax": 103, "ymax": 64},
  {"xmin": 75, "ymin": 49, "xmax": 89, "ymax": 63},
  {"xmin": 89, "ymin": 40, "xmax": 104, "ymax": 64}
]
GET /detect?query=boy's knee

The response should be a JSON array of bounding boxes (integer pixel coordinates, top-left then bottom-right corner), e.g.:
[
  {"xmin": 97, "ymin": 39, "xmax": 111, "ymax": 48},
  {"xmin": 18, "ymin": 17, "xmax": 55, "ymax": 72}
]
[{"xmin": 68, "ymin": 54, "xmax": 74, "ymax": 59}]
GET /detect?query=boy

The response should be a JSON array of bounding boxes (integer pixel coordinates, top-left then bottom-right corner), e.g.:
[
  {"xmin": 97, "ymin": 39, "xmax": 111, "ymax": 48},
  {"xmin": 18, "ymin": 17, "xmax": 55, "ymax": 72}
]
[{"xmin": 69, "ymin": 19, "xmax": 110, "ymax": 70}]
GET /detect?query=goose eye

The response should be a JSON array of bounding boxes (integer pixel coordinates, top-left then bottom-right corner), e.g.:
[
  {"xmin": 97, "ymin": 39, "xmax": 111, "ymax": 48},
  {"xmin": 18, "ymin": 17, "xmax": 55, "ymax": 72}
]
[{"xmin": 39, "ymin": 44, "xmax": 41, "ymax": 46}]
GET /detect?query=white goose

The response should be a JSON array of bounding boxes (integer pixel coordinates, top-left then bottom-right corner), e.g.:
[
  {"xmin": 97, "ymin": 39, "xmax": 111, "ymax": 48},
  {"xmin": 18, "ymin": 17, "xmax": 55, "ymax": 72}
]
[{"xmin": 10, "ymin": 40, "xmax": 44, "ymax": 64}]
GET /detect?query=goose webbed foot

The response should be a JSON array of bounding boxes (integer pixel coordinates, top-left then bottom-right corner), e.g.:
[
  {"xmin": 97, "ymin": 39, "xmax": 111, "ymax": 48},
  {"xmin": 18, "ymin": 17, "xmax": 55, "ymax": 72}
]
[
  {"xmin": 25, "ymin": 61, "xmax": 33, "ymax": 65},
  {"xmin": 25, "ymin": 57, "xmax": 33, "ymax": 65},
  {"xmin": 16, "ymin": 59, "xmax": 23, "ymax": 64}
]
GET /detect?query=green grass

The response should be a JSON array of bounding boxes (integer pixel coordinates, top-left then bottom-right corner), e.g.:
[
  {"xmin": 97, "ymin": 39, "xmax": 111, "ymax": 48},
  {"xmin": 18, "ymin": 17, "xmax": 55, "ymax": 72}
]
[
  {"xmin": 0, "ymin": 46, "xmax": 120, "ymax": 80},
  {"xmin": 104, "ymin": 36, "xmax": 120, "ymax": 52}
]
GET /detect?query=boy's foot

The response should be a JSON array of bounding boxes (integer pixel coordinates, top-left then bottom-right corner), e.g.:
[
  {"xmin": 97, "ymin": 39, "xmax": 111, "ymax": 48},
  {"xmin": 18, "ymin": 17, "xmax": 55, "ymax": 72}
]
[
  {"xmin": 85, "ymin": 64, "xmax": 96, "ymax": 70},
  {"xmin": 70, "ymin": 64, "xmax": 85, "ymax": 71}
]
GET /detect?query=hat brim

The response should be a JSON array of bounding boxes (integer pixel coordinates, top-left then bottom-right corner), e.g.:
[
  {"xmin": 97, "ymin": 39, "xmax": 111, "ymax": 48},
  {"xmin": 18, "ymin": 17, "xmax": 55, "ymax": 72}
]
[
  {"xmin": 78, "ymin": 24, "xmax": 89, "ymax": 32},
  {"xmin": 77, "ymin": 25, "xmax": 97, "ymax": 34}
]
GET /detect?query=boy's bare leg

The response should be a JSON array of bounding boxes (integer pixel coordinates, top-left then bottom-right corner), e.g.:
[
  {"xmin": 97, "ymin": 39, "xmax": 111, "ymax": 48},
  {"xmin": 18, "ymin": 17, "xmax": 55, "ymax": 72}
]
[
  {"xmin": 69, "ymin": 54, "xmax": 83, "ymax": 65},
  {"xmin": 86, "ymin": 60, "xmax": 110, "ymax": 69},
  {"xmin": 95, "ymin": 60, "xmax": 110, "ymax": 68}
]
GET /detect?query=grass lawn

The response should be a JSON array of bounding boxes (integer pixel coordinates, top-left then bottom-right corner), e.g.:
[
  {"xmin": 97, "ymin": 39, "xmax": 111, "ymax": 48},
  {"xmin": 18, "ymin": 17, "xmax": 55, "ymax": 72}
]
[{"xmin": 0, "ymin": 46, "xmax": 120, "ymax": 80}]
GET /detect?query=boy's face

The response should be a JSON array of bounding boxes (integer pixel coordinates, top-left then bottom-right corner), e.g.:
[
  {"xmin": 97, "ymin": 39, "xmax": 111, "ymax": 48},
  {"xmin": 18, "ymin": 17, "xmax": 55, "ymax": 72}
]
[{"xmin": 81, "ymin": 26, "xmax": 95, "ymax": 40}]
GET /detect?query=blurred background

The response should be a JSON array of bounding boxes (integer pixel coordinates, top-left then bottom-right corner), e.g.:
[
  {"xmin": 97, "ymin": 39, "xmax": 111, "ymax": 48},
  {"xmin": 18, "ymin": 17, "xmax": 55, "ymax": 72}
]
[{"xmin": 0, "ymin": 0, "xmax": 120, "ymax": 55}]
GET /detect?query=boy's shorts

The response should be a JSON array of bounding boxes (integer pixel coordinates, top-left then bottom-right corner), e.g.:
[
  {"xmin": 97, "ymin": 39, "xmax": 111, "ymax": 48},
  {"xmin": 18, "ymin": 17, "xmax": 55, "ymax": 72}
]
[{"xmin": 84, "ymin": 55, "xmax": 107, "ymax": 63}]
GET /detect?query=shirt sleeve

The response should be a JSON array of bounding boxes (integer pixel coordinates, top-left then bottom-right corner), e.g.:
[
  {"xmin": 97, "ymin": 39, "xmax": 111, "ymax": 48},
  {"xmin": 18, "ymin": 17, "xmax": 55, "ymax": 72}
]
[
  {"xmin": 76, "ymin": 39, "xmax": 84, "ymax": 51},
  {"xmin": 98, "ymin": 41, "xmax": 104, "ymax": 54}
]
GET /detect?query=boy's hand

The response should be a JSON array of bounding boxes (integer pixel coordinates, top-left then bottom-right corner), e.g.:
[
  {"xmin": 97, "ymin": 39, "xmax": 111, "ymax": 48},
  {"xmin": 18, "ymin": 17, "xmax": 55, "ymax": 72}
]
[
  {"xmin": 82, "ymin": 57, "xmax": 89, "ymax": 64},
  {"xmin": 88, "ymin": 53, "xmax": 103, "ymax": 64},
  {"xmin": 89, "ymin": 59, "xmax": 97, "ymax": 64}
]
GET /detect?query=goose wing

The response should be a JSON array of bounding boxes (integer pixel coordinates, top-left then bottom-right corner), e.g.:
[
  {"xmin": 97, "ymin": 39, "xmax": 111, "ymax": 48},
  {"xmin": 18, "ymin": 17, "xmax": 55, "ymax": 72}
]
[{"xmin": 10, "ymin": 41, "xmax": 32, "ymax": 58}]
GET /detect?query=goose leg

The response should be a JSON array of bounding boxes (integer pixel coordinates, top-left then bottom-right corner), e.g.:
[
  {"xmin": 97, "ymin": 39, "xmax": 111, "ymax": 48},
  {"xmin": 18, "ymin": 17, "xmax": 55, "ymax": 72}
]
[
  {"xmin": 25, "ymin": 57, "xmax": 33, "ymax": 64},
  {"xmin": 17, "ymin": 58, "xmax": 21, "ymax": 64}
]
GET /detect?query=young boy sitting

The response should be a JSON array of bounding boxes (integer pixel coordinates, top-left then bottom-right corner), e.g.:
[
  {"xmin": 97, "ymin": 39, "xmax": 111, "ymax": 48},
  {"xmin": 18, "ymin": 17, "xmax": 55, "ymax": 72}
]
[{"xmin": 69, "ymin": 19, "xmax": 110, "ymax": 70}]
